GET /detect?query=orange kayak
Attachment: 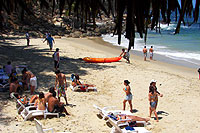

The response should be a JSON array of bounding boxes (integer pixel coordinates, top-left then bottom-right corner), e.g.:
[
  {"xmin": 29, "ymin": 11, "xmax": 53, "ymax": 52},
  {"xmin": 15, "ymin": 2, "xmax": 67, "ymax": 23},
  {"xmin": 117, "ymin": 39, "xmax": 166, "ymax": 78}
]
[{"xmin": 83, "ymin": 57, "xmax": 122, "ymax": 63}]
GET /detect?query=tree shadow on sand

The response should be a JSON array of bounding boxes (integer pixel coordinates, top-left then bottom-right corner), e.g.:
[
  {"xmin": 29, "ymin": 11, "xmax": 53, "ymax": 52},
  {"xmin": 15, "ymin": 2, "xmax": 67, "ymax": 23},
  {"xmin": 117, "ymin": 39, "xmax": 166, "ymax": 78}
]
[{"xmin": 0, "ymin": 37, "xmax": 117, "ymax": 124}]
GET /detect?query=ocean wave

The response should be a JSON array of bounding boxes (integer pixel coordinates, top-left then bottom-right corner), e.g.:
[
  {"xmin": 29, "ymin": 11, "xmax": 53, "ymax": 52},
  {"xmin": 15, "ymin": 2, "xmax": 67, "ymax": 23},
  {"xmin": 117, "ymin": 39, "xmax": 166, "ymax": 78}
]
[{"xmin": 102, "ymin": 34, "xmax": 200, "ymax": 63}]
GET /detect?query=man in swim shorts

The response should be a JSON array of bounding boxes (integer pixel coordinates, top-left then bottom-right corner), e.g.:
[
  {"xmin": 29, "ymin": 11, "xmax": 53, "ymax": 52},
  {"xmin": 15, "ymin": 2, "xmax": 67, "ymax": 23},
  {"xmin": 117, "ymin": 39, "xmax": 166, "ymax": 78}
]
[
  {"xmin": 55, "ymin": 70, "xmax": 68, "ymax": 105},
  {"xmin": 149, "ymin": 46, "xmax": 154, "ymax": 60},
  {"xmin": 143, "ymin": 46, "xmax": 147, "ymax": 61}
]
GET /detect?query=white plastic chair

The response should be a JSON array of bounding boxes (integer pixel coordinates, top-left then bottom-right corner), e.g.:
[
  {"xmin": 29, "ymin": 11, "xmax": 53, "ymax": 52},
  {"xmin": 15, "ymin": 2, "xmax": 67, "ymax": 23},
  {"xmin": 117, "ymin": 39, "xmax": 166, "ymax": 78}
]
[
  {"xmin": 93, "ymin": 104, "xmax": 147, "ymax": 127},
  {"xmin": 34, "ymin": 118, "xmax": 54, "ymax": 133}
]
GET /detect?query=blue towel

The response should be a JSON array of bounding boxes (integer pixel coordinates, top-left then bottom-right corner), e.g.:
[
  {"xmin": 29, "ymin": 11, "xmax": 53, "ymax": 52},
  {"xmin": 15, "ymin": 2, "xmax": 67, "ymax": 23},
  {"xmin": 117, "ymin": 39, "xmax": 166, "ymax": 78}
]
[
  {"xmin": 108, "ymin": 115, "xmax": 117, "ymax": 121},
  {"xmin": 125, "ymin": 126, "xmax": 135, "ymax": 131}
]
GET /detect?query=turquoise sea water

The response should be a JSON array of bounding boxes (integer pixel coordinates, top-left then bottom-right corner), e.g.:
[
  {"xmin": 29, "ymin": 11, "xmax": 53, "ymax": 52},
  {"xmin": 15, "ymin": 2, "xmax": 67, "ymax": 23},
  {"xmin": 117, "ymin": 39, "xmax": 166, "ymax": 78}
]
[{"xmin": 102, "ymin": 22, "xmax": 200, "ymax": 67}]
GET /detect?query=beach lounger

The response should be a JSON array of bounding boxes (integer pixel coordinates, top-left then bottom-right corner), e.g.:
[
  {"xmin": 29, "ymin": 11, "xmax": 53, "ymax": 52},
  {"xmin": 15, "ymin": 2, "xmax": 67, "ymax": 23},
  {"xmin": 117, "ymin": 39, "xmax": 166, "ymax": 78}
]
[
  {"xmin": 21, "ymin": 106, "xmax": 59, "ymax": 121},
  {"xmin": 10, "ymin": 93, "xmax": 35, "ymax": 114},
  {"xmin": 93, "ymin": 104, "xmax": 147, "ymax": 127},
  {"xmin": 108, "ymin": 117, "xmax": 151, "ymax": 133},
  {"xmin": 21, "ymin": 102, "xmax": 59, "ymax": 121},
  {"xmin": 34, "ymin": 118, "xmax": 54, "ymax": 133},
  {"xmin": 34, "ymin": 118, "xmax": 71, "ymax": 133}
]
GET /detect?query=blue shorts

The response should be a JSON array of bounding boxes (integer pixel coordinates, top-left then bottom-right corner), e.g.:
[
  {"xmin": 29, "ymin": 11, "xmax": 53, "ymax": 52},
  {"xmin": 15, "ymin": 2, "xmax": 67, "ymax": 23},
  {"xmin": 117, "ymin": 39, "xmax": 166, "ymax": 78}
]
[
  {"xmin": 150, "ymin": 101, "xmax": 157, "ymax": 108},
  {"xmin": 125, "ymin": 94, "xmax": 132, "ymax": 101}
]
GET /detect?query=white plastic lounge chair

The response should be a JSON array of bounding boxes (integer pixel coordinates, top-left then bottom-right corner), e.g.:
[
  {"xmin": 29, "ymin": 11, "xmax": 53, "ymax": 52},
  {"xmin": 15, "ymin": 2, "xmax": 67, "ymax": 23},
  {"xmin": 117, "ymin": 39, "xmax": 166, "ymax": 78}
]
[
  {"xmin": 108, "ymin": 117, "xmax": 151, "ymax": 133},
  {"xmin": 34, "ymin": 118, "xmax": 71, "ymax": 133},
  {"xmin": 93, "ymin": 104, "xmax": 147, "ymax": 127},
  {"xmin": 10, "ymin": 93, "xmax": 36, "ymax": 114},
  {"xmin": 34, "ymin": 118, "xmax": 54, "ymax": 133},
  {"xmin": 21, "ymin": 105, "xmax": 59, "ymax": 121}
]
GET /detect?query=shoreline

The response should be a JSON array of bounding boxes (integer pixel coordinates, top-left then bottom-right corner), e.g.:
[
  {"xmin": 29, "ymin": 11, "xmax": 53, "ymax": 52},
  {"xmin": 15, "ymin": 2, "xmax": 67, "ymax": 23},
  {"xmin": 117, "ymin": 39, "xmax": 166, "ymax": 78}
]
[{"xmin": 100, "ymin": 36, "xmax": 199, "ymax": 69}]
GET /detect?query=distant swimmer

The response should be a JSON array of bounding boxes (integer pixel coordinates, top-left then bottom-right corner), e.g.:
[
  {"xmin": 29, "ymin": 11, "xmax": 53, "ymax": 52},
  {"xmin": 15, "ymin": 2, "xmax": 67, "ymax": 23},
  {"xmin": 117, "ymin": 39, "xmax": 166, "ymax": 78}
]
[
  {"xmin": 143, "ymin": 46, "xmax": 147, "ymax": 61},
  {"xmin": 149, "ymin": 46, "xmax": 154, "ymax": 60},
  {"xmin": 120, "ymin": 48, "xmax": 130, "ymax": 63}
]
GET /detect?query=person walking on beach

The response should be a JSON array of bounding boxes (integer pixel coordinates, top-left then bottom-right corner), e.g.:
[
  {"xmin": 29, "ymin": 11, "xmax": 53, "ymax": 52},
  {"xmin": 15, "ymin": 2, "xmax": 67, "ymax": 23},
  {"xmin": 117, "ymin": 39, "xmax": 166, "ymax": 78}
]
[
  {"xmin": 26, "ymin": 31, "xmax": 30, "ymax": 46},
  {"xmin": 149, "ymin": 79, "xmax": 163, "ymax": 110},
  {"xmin": 198, "ymin": 68, "xmax": 200, "ymax": 80},
  {"xmin": 55, "ymin": 70, "xmax": 68, "ymax": 105},
  {"xmin": 149, "ymin": 46, "xmax": 154, "ymax": 60},
  {"xmin": 123, "ymin": 80, "xmax": 133, "ymax": 113},
  {"xmin": 43, "ymin": 34, "xmax": 55, "ymax": 51},
  {"xmin": 143, "ymin": 46, "xmax": 147, "ymax": 61},
  {"xmin": 148, "ymin": 87, "xmax": 159, "ymax": 122},
  {"xmin": 53, "ymin": 48, "xmax": 60, "ymax": 70},
  {"xmin": 120, "ymin": 48, "xmax": 130, "ymax": 63}
]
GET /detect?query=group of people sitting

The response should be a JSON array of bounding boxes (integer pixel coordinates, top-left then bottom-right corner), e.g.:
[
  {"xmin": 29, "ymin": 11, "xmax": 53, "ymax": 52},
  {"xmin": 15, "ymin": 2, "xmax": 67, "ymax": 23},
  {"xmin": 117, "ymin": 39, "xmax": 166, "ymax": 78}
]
[{"xmin": 13, "ymin": 87, "xmax": 69, "ymax": 116}]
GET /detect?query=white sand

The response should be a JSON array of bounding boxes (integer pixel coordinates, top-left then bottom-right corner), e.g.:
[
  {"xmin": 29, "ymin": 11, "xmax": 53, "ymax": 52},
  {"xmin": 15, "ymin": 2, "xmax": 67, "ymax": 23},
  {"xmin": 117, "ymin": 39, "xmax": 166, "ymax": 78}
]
[{"xmin": 0, "ymin": 36, "xmax": 199, "ymax": 133}]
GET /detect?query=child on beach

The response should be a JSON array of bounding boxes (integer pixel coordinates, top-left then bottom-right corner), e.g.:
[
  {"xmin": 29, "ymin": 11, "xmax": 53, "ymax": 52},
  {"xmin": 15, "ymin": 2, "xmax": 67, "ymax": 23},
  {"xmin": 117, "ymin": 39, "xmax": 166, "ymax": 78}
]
[
  {"xmin": 53, "ymin": 48, "xmax": 60, "ymax": 70},
  {"xmin": 120, "ymin": 48, "xmax": 130, "ymax": 63},
  {"xmin": 143, "ymin": 46, "xmax": 147, "ymax": 61},
  {"xmin": 148, "ymin": 87, "xmax": 159, "ymax": 122},
  {"xmin": 149, "ymin": 46, "xmax": 154, "ymax": 60},
  {"xmin": 123, "ymin": 80, "xmax": 133, "ymax": 113}
]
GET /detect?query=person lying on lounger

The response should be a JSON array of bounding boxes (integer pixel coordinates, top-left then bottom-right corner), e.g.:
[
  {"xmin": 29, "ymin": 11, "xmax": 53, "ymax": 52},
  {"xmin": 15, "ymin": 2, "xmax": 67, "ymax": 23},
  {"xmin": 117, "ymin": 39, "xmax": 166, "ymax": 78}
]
[
  {"xmin": 71, "ymin": 74, "xmax": 96, "ymax": 92},
  {"xmin": 108, "ymin": 112, "xmax": 150, "ymax": 123}
]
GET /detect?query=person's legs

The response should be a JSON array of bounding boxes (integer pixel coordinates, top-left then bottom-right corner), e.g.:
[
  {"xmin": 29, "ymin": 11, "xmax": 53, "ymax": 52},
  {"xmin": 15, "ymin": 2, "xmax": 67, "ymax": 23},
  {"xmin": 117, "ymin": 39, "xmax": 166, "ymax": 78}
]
[
  {"xmin": 127, "ymin": 115, "xmax": 150, "ymax": 122},
  {"xmin": 64, "ymin": 96, "xmax": 68, "ymax": 105},
  {"xmin": 123, "ymin": 100, "xmax": 127, "ymax": 110},
  {"xmin": 153, "ymin": 109, "xmax": 159, "ymax": 122},
  {"xmin": 149, "ymin": 107, "xmax": 153, "ymax": 118},
  {"xmin": 128, "ymin": 100, "xmax": 133, "ymax": 112},
  {"xmin": 30, "ymin": 85, "xmax": 35, "ymax": 95},
  {"xmin": 63, "ymin": 107, "xmax": 70, "ymax": 115},
  {"xmin": 27, "ymin": 39, "xmax": 29, "ymax": 46}
]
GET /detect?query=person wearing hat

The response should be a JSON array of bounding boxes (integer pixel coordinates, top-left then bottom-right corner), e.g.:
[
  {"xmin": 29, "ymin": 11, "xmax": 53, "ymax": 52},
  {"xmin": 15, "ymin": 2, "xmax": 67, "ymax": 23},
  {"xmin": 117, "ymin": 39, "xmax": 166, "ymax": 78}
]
[
  {"xmin": 149, "ymin": 79, "xmax": 163, "ymax": 110},
  {"xmin": 123, "ymin": 80, "xmax": 133, "ymax": 113}
]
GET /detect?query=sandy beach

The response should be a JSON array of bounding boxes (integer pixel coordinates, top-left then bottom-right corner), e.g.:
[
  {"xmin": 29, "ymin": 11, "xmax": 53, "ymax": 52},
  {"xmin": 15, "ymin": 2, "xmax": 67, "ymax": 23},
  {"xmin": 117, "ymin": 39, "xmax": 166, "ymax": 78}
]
[{"xmin": 0, "ymin": 36, "xmax": 200, "ymax": 133}]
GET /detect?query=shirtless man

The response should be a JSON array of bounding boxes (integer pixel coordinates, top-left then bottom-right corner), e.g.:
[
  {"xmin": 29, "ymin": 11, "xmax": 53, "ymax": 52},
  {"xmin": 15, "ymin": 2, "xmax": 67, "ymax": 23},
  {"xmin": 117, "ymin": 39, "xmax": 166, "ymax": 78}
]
[
  {"xmin": 22, "ymin": 68, "xmax": 37, "ymax": 95},
  {"xmin": 149, "ymin": 46, "xmax": 154, "ymax": 60},
  {"xmin": 48, "ymin": 91, "xmax": 69, "ymax": 115},
  {"xmin": 143, "ymin": 46, "xmax": 147, "ymax": 61},
  {"xmin": 9, "ymin": 78, "xmax": 19, "ymax": 94},
  {"xmin": 45, "ymin": 87, "xmax": 55, "ymax": 101},
  {"xmin": 55, "ymin": 70, "xmax": 68, "ymax": 105}
]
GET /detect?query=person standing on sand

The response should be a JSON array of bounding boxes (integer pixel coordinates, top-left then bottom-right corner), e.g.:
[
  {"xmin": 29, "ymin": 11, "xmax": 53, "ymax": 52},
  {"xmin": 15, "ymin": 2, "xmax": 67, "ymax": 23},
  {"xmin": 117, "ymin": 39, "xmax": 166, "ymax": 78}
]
[
  {"xmin": 198, "ymin": 68, "xmax": 200, "ymax": 80},
  {"xmin": 149, "ymin": 79, "xmax": 163, "ymax": 110},
  {"xmin": 143, "ymin": 46, "xmax": 147, "ymax": 61},
  {"xmin": 53, "ymin": 48, "xmax": 60, "ymax": 70},
  {"xmin": 22, "ymin": 68, "xmax": 37, "ymax": 95},
  {"xmin": 43, "ymin": 34, "xmax": 55, "ymax": 51},
  {"xmin": 26, "ymin": 32, "xmax": 30, "ymax": 46},
  {"xmin": 149, "ymin": 46, "xmax": 154, "ymax": 60},
  {"xmin": 120, "ymin": 48, "xmax": 130, "ymax": 63},
  {"xmin": 55, "ymin": 70, "xmax": 68, "ymax": 105},
  {"xmin": 123, "ymin": 80, "xmax": 133, "ymax": 113},
  {"xmin": 148, "ymin": 87, "xmax": 159, "ymax": 122}
]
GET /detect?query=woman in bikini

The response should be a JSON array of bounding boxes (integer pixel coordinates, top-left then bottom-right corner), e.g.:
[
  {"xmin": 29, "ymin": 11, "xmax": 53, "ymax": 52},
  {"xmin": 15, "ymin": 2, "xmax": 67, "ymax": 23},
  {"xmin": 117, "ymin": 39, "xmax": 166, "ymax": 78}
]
[
  {"xmin": 34, "ymin": 92, "xmax": 46, "ymax": 110},
  {"xmin": 148, "ymin": 87, "xmax": 159, "ymax": 122},
  {"xmin": 123, "ymin": 80, "xmax": 133, "ymax": 113}
]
